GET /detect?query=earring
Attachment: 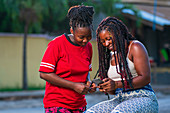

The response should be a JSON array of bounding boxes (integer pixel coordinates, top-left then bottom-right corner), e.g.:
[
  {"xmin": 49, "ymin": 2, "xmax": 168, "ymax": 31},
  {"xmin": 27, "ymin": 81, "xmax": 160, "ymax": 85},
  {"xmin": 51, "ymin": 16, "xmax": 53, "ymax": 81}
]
[{"xmin": 109, "ymin": 33, "xmax": 112, "ymax": 39}]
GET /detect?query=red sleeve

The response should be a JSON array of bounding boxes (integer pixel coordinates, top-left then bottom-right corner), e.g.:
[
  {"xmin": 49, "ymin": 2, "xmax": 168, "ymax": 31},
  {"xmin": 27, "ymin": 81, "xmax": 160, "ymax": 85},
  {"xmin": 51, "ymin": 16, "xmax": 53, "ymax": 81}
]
[{"xmin": 39, "ymin": 40, "xmax": 59, "ymax": 73}]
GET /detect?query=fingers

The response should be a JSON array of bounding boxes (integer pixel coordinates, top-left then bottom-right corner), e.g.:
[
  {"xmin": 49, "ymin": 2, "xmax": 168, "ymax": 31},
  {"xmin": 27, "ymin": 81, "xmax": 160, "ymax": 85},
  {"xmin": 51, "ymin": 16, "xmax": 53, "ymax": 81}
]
[
  {"xmin": 98, "ymin": 88, "xmax": 107, "ymax": 93},
  {"xmin": 88, "ymin": 87, "xmax": 96, "ymax": 93},
  {"xmin": 74, "ymin": 82, "xmax": 97, "ymax": 95},
  {"xmin": 98, "ymin": 79, "xmax": 115, "ymax": 92},
  {"xmin": 99, "ymin": 78, "xmax": 109, "ymax": 87},
  {"xmin": 81, "ymin": 79, "xmax": 115, "ymax": 94},
  {"xmin": 81, "ymin": 83, "xmax": 97, "ymax": 94},
  {"xmin": 103, "ymin": 78, "xmax": 109, "ymax": 82},
  {"xmin": 80, "ymin": 86, "xmax": 89, "ymax": 94},
  {"xmin": 86, "ymin": 81, "xmax": 91, "ymax": 87},
  {"xmin": 88, "ymin": 82, "xmax": 97, "ymax": 93}
]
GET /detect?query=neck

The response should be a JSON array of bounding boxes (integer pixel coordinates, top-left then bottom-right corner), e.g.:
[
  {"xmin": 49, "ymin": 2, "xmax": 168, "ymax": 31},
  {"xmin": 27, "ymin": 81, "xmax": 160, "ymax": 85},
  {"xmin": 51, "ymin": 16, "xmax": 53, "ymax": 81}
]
[{"xmin": 68, "ymin": 34, "xmax": 75, "ymax": 43}]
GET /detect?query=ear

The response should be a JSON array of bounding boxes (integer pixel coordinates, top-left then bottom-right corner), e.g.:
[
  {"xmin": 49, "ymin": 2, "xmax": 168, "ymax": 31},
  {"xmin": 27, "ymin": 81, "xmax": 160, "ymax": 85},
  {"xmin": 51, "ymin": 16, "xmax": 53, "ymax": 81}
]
[{"xmin": 70, "ymin": 27, "xmax": 73, "ymax": 34}]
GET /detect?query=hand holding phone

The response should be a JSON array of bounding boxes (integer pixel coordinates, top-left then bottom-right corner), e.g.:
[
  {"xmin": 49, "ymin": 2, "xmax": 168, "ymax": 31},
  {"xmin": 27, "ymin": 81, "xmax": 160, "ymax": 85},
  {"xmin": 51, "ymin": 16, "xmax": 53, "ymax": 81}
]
[{"xmin": 92, "ymin": 78, "xmax": 104, "ymax": 86}]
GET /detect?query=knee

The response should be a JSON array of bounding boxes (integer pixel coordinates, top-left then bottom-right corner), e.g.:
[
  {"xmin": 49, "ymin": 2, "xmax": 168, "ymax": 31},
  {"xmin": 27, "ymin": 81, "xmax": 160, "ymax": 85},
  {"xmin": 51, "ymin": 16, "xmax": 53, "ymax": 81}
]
[{"xmin": 85, "ymin": 109, "xmax": 95, "ymax": 113}]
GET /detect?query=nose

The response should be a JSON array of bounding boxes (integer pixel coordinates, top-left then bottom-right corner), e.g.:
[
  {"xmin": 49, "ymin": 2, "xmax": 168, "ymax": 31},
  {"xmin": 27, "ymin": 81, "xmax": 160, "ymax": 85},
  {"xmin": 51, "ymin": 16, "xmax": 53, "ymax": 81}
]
[
  {"xmin": 83, "ymin": 38, "xmax": 88, "ymax": 43},
  {"xmin": 105, "ymin": 40, "xmax": 110, "ymax": 47}
]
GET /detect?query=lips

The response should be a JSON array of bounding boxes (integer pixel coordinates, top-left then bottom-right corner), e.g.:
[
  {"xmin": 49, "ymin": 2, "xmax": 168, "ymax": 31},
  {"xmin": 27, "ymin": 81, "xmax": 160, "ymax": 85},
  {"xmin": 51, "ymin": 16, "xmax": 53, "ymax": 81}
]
[
  {"xmin": 108, "ymin": 45, "xmax": 113, "ymax": 50},
  {"xmin": 80, "ymin": 42, "xmax": 88, "ymax": 46}
]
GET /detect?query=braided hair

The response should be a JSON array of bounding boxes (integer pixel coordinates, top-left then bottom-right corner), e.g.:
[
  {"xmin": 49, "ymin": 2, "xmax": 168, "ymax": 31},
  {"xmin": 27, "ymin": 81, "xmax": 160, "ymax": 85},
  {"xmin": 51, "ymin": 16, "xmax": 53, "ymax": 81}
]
[
  {"xmin": 67, "ymin": 5, "xmax": 94, "ymax": 31},
  {"xmin": 96, "ymin": 17, "xmax": 135, "ymax": 90}
]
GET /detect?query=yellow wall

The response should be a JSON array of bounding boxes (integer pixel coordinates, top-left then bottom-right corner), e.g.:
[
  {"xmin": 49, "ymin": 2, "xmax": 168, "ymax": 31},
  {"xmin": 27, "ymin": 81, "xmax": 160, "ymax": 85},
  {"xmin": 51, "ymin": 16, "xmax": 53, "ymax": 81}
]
[
  {"xmin": 0, "ymin": 34, "xmax": 99, "ymax": 89},
  {"xmin": 27, "ymin": 36, "xmax": 49, "ymax": 88},
  {"xmin": 90, "ymin": 40, "xmax": 99, "ymax": 80},
  {"xmin": 0, "ymin": 34, "xmax": 49, "ymax": 89},
  {"xmin": 0, "ymin": 36, "xmax": 23, "ymax": 88}
]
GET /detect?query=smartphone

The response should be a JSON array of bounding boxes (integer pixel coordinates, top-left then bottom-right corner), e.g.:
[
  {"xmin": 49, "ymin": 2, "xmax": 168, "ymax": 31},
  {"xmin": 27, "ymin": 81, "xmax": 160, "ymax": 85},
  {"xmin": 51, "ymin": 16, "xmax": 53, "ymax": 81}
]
[{"xmin": 92, "ymin": 78, "xmax": 104, "ymax": 86}]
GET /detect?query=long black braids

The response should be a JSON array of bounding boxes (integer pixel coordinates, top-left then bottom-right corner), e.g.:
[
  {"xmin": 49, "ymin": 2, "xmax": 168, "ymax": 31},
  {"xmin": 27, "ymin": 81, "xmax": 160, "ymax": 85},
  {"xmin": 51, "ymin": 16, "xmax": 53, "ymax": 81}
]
[
  {"xmin": 97, "ymin": 33, "xmax": 110, "ymax": 80},
  {"xmin": 96, "ymin": 17, "xmax": 135, "ymax": 90},
  {"xmin": 67, "ymin": 5, "xmax": 94, "ymax": 30}
]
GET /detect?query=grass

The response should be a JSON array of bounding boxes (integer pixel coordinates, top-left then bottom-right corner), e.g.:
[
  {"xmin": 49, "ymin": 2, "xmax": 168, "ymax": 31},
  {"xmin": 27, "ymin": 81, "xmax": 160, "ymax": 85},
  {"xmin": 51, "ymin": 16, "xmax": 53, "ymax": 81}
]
[{"xmin": 0, "ymin": 86, "xmax": 45, "ymax": 92}]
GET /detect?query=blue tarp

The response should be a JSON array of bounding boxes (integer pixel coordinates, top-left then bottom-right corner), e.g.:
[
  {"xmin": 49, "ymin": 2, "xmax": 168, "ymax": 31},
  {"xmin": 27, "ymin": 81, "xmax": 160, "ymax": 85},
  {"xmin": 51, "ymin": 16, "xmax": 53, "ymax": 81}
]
[{"xmin": 122, "ymin": 9, "xmax": 170, "ymax": 26}]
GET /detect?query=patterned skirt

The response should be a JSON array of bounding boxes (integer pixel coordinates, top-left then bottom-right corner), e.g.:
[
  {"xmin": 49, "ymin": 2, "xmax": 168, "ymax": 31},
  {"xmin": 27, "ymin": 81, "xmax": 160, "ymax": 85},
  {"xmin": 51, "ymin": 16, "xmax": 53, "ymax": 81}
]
[{"xmin": 85, "ymin": 86, "xmax": 158, "ymax": 113}]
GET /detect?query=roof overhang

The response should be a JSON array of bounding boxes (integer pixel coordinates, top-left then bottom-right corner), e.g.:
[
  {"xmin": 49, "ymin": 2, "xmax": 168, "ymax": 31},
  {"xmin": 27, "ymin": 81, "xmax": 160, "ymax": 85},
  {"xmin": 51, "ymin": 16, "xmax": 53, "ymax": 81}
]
[
  {"xmin": 122, "ymin": 9, "xmax": 170, "ymax": 31},
  {"xmin": 122, "ymin": 0, "xmax": 170, "ymax": 7}
]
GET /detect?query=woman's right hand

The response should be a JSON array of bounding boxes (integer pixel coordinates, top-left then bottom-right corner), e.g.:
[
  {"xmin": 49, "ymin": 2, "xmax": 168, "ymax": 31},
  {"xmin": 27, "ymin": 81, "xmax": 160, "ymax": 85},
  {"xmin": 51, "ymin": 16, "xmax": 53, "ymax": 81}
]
[
  {"xmin": 73, "ymin": 83, "xmax": 90, "ymax": 95},
  {"xmin": 98, "ymin": 78, "xmax": 116, "ymax": 93}
]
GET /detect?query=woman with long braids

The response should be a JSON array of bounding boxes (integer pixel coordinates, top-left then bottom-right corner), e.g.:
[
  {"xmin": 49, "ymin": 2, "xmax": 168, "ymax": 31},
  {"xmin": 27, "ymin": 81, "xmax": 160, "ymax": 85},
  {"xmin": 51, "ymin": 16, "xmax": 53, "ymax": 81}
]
[
  {"xmin": 39, "ymin": 5, "xmax": 96, "ymax": 113},
  {"xmin": 86, "ymin": 17, "xmax": 158, "ymax": 113}
]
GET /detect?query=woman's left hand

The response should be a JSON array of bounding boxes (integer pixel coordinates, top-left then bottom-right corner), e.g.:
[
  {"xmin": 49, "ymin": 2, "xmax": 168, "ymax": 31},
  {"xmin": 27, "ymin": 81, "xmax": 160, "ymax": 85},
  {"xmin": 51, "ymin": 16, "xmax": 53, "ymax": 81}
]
[
  {"xmin": 86, "ymin": 81, "xmax": 97, "ymax": 93},
  {"xmin": 98, "ymin": 78, "xmax": 116, "ymax": 93}
]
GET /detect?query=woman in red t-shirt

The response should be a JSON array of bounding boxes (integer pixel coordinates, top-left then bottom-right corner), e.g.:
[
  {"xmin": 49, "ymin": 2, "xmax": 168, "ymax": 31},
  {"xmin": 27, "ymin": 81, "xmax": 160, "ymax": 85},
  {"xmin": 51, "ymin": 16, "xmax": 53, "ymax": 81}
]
[{"xmin": 39, "ymin": 5, "xmax": 96, "ymax": 113}]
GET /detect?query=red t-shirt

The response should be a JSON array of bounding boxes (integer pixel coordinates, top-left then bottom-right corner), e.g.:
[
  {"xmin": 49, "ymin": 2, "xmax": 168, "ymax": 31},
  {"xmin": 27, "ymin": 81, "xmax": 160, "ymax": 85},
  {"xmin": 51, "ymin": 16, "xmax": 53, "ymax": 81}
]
[{"xmin": 39, "ymin": 34, "xmax": 92, "ymax": 109}]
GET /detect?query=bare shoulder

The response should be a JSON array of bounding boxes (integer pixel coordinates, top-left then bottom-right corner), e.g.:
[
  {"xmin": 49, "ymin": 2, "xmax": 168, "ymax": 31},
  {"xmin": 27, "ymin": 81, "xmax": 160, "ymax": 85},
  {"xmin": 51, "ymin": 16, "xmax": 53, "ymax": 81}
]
[
  {"xmin": 130, "ymin": 40, "xmax": 148, "ymax": 57},
  {"xmin": 131, "ymin": 41, "xmax": 147, "ymax": 51}
]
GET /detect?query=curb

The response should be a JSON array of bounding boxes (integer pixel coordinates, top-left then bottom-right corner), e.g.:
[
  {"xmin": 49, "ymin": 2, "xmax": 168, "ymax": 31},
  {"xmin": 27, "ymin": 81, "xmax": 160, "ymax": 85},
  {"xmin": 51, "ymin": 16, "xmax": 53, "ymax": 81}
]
[
  {"xmin": 0, "ymin": 85, "xmax": 170, "ymax": 101},
  {"xmin": 0, "ymin": 90, "xmax": 44, "ymax": 100}
]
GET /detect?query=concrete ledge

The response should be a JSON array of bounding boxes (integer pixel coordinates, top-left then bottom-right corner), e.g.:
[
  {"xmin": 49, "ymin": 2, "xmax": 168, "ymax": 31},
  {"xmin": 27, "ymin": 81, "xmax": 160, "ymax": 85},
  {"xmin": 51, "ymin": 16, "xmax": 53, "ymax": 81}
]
[
  {"xmin": 0, "ymin": 90, "xmax": 44, "ymax": 100},
  {"xmin": 0, "ymin": 85, "xmax": 170, "ymax": 101}
]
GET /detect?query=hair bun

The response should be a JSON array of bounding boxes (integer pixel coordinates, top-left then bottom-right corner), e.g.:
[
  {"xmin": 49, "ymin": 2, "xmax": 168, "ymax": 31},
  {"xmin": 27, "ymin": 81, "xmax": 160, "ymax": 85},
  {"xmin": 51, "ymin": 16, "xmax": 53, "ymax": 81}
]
[{"xmin": 67, "ymin": 5, "xmax": 94, "ymax": 29}]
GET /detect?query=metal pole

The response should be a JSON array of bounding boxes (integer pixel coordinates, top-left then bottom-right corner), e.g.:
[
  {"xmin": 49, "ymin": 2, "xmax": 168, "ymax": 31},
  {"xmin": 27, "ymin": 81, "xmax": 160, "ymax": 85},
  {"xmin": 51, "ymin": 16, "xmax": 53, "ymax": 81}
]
[{"xmin": 153, "ymin": 0, "xmax": 157, "ymax": 31}]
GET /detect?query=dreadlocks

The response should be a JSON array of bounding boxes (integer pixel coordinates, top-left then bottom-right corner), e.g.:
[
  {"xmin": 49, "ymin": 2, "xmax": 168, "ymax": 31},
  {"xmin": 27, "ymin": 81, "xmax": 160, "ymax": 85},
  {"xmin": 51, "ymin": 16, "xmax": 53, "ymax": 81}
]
[
  {"xmin": 67, "ymin": 5, "xmax": 94, "ymax": 31},
  {"xmin": 96, "ymin": 17, "xmax": 135, "ymax": 90}
]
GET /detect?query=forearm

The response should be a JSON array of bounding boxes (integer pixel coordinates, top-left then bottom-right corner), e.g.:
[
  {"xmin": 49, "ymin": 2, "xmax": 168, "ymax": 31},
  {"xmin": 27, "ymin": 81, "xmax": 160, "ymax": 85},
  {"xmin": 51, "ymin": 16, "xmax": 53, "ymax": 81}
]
[
  {"xmin": 131, "ymin": 75, "xmax": 150, "ymax": 89},
  {"xmin": 116, "ymin": 75, "xmax": 150, "ymax": 89},
  {"xmin": 40, "ymin": 72, "xmax": 75, "ymax": 90}
]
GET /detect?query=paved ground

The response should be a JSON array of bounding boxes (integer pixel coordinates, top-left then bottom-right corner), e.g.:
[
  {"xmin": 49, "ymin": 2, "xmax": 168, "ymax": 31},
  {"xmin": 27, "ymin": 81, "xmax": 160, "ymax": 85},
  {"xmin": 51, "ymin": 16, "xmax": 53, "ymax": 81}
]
[{"xmin": 0, "ymin": 85, "xmax": 170, "ymax": 113}]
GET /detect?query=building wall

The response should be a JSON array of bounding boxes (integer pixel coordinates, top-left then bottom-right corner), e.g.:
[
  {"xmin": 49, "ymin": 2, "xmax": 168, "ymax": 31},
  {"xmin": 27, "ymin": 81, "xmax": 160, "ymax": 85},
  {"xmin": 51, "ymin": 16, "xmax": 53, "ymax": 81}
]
[
  {"xmin": 27, "ymin": 36, "xmax": 49, "ymax": 88},
  {"xmin": 0, "ymin": 34, "xmax": 49, "ymax": 89},
  {"xmin": 0, "ymin": 35, "xmax": 23, "ymax": 88},
  {"xmin": 0, "ymin": 33, "xmax": 169, "ymax": 90},
  {"xmin": 142, "ymin": 27, "xmax": 158, "ymax": 61},
  {"xmin": 0, "ymin": 34, "xmax": 99, "ymax": 89}
]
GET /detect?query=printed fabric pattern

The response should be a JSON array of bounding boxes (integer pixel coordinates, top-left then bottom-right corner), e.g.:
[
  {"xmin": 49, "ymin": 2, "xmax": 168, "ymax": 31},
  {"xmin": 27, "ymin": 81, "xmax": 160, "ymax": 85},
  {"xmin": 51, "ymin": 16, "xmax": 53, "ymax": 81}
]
[
  {"xmin": 85, "ymin": 88, "xmax": 158, "ymax": 113},
  {"xmin": 45, "ymin": 106, "xmax": 86, "ymax": 113}
]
